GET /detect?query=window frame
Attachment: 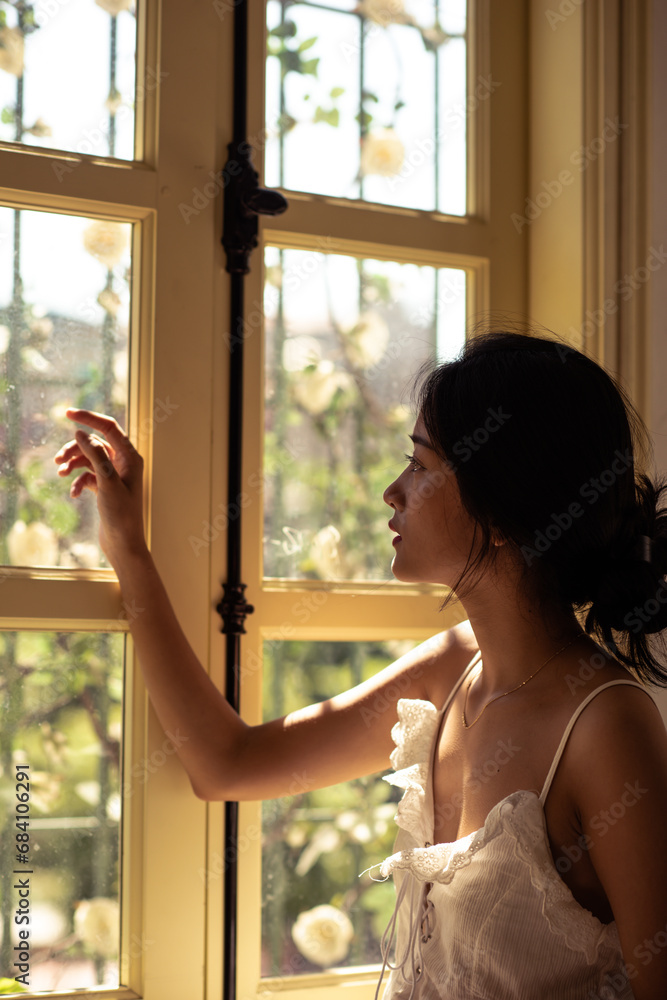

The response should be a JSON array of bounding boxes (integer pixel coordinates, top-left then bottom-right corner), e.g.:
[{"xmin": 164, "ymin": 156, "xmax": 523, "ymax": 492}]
[
  {"xmin": 234, "ymin": 0, "xmax": 529, "ymax": 996},
  {"xmin": 0, "ymin": 1, "xmax": 224, "ymax": 997}
]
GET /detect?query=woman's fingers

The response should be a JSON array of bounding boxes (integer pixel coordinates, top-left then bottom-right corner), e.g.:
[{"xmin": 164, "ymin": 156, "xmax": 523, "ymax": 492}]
[
  {"xmin": 70, "ymin": 470, "xmax": 98, "ymax": 499},
  {"xmin": 73, "ymin": 430, "xmax": 118, "ymax": 485},
  {"xmin": 66, "ymin": 408, "xmax": 128, "ymax": 451}
]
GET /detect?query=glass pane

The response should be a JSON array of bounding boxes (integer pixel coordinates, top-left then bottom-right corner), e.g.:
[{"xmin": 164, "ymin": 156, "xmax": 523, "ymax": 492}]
[
  {"xmin": 265, "ymin": 0, "xmax": 468, "ymax": 214},
  {"xmin": 0, "ymin": 0, "xmax": 137, "ymax": 159},
  {"xmin": 0, "ymin": 631, "xmax": 125, "ymax": 992},
  {"xmin": 0, "ymin": 207, "xmax": 131, "ymax": 570},
  {"xmin": 261, "ymin": 639, "xmax": 418, "ymax": 978},
  {"xmin": 263, "ymin": 246, "xmax": 466, "ymax": 581}
]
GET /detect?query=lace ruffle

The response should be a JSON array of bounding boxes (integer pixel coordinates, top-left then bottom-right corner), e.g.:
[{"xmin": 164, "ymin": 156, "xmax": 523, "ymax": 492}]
[
  {"xmin": 382, "ymin": 699, "xmax": 440, "ymax": 844},
  {"xmin": 501, "ymin": 791, "xmax": 621, "ymax": 963}
]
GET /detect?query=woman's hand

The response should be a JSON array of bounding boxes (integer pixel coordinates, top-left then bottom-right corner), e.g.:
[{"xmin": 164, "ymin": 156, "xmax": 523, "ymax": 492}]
[{"xmin": 54, "ymin": 409, "xmax": 147, "ymax": 567}]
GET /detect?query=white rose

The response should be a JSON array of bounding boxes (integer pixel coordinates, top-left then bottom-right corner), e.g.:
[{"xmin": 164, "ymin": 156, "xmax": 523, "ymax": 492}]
[
  {"xmin": 291, "ymin": 904, "xmax": 354, "ymax": 968},
  {"xmin": 292, "ymin": 361, "xmax": 351, "ymax": 415},
  {"xmin": 0, "ymin": 27, "xmax": 24, "ymax": 77},
  {"xmin": 8, "ymin": 521, "xmax": 58, "ymax": 567},
  {"xmin": 344, "ymin": 310, "xmax": 390, "ymax": 368},
  {"xmin": 282, "ymin": 335, "xmax": 322, "ymax": 372},
  {"xmin": 95, "ymin": 0, "xmax": 133, "ymax": 14},
  {"xmin": 74, "ymin": 897, "xmax": 119, "ymax": 958},
  {"xmin": 355, "ymin": 0, "xmax": 409, "ymax": 27},
  {"xmin": 82, "ymin": 220, "xmax": 129, "ymax": 270},
  {"xmin": 360, "ymin": 128, "xmax": 404, "ymax": 177}
]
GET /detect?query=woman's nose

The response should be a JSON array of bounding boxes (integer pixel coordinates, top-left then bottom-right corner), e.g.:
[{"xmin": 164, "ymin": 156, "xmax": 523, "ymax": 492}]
[{"xmin": 383, "ymin": 474, "xmax": 402, "ymax": 510}]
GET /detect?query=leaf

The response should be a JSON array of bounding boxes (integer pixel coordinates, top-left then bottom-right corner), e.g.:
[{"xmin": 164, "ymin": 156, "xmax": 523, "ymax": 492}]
[
  {"xmin": 301, "ymin": 57, "xmax": 320, "ymax": 76},
  {"xmin": 330, "ymin": 86, "xmax": 345, "ymax": 99},
  {"xmin": 361, "ymin": 89, "xmax": 379, "ymax": 103},
  {"xmin": 1, "ymin": 105, "xmax": 15, "ymax": 125},
  {"xmin": 269, "ymin": 20, "xmax": 297, "ymax": 38},
  {"xmin": 277, "ymin": 112, "xmax": 297, "ymax": 133},
  {"xmin": 394, "ymin": 100, "xmax": 405, "ymax": 112},
  {"xmin": 313, "ymin": 106, "xmax": 340, "ymax": 128},
  {"xmin": 355, "ymin": 110, "xmax": 373, "ymax": 128},
  {"xmin": 298, "ymin": 36, "xmax": 317, "ymax": 52}
]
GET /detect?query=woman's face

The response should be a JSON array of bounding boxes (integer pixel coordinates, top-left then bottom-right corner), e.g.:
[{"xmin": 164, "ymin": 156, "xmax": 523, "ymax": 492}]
[{"xmin": 383, "ymin": 414, "xmax": 477, "ymax": 585}]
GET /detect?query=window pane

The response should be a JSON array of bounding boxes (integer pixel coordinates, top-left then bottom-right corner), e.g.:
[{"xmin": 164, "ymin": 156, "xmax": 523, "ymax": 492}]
[
  {"xmin": 265, "ymin": 0, "xmax": 467, "ymax": 214},
  {"xmin": 263, "ymin": 246, "xmax": 466, "ymax": 581},
  {"xmin": 0, "ymin": 1, "xmax": 137, "ymax": 159},
  {"xmin": 261, "ymin": 639, "xmax": 417, "ymax": 978},
  {"xmin": 0, "ymin": 631, "xmax": 125, "ymax": 992},
  {"xmin": 0, "ymin": 207, "xmax": 131, "ymax": 570}
]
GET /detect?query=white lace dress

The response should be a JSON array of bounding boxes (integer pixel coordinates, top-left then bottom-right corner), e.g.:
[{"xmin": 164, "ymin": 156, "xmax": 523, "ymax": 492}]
[{"xmin": 369, "ymin": 653, "xmax": 650, "ymax": 999}]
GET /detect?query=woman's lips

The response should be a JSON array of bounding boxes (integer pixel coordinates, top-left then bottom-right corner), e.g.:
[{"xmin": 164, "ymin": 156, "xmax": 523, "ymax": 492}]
[{"xmin": 389, "ymin": 522, "xmax": 402, "ymax": 545}]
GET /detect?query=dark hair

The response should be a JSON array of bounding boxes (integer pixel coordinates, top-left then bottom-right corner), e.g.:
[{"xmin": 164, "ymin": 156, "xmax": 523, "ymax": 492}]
[{"xmin": 416, "ymin": 330, "xmax": 667, "ymax": 686}]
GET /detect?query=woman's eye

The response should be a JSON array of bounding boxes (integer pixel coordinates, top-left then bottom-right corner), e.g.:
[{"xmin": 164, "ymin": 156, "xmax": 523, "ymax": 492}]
[{"xmin": 404, "ymin": 453, "xmax": 423, "ymax": 471}]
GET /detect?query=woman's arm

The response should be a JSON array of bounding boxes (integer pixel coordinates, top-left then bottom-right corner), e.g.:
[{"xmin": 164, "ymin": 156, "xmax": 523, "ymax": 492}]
[
  {"xmin": 55, "ymin": 409, "xmax": 473, "ymax": 801},
  {"xmin": 569, "ymin": 686, "xmax": 667, "ymax": 1000}
]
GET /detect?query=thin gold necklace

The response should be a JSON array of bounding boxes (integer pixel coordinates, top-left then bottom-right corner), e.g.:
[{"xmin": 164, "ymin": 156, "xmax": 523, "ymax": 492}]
[{"xmin": 461, "ymin": 636, "xmax": 581, "ymax": 729}]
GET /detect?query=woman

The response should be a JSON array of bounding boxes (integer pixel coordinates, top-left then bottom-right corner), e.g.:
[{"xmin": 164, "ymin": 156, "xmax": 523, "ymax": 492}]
[{"xmin": 55, "ymin": 331, "xmax": 667, "ymax": 999}]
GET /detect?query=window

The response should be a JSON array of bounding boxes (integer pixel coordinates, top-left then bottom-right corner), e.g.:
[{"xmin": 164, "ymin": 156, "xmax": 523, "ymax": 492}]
[
  {"xmin": 0, "ymin": 2, "xmax": 214, "ymax": 998},
  {"xmin": 236, "ymin": 1, "xmax": 528, "ymax": 996},
  {"xmin": 0, "ymin": 1, "xmax": 530, "ymax": 998}
]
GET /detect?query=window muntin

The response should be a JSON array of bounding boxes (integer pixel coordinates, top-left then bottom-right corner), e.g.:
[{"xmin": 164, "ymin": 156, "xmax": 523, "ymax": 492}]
[
  {"xmin": 0, "ymin": 207, "xmax": 131, "ymax": 570},
  {"xmin": 265, "ymin": 0, "xmax": 467, "ymax": 214},
  {"xmin": 263, "ymin": 245, "xmax": 466, "ymax": 581},
  {"xmin": 0, "ymin": 0, "xmax": 137, "ymax": 159}
]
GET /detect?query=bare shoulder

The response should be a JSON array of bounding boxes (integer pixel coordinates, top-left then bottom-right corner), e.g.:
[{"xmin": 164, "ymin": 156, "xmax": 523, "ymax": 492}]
[
  {"xmin": 565, "ymin": 678, "xmax": 667, "ymax": 799},
  {"xmin": 561, "ymin": 679, "xmax": 667, "ymax": 993},
  {"xmin": 419, "ymin": 618, "xmax": 480, "ymax": 709}
]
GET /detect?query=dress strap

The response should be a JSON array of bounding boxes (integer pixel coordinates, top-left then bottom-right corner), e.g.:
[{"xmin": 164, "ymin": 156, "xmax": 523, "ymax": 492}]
[
  {"xmin": 438, "ymin": 648, "xmax": 482, "ymax": 719},
  {"xmin": 539, "ymin": 679, "xmax": 654, "ymax": 804}
]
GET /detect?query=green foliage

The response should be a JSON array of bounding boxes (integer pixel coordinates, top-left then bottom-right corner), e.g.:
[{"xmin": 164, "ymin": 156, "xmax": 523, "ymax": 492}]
[
  {"xmin": 0, "ymin": 980, "xmax": 27, "ymax": 994},
  {"xmin": 261, "ymin": 640, "xmax": 410, "ymax": 973},
  {"xmin": 313, "ymin": 106, "xmax": 340, "ymax": 128},
  {"xmin": 1, "ymin": 105, "xmax": 14, "ymax": 125},
  {"xmin": 269, "ymin": 20, "xmax": 297, "ymax": 39},
  {"xmin": 0, "ymin": 632, "xmax": 123, "ymax": 978}
]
